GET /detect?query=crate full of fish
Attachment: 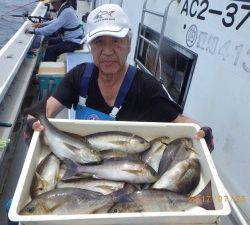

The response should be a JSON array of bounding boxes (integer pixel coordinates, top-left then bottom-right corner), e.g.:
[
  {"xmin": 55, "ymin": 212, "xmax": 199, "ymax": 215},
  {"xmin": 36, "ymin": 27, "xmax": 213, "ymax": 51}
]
[{"xmin": 9, "ymin": 119, "xmax": 230, "ymax": 225}]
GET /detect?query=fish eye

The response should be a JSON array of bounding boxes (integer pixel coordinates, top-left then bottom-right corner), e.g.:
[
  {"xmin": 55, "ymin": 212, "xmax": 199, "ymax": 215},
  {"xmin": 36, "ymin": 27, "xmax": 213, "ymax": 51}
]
[
  {"xmin": 139, "ymin": 139, "xmax": 145, "ymax": 144},
  {"xmin": 113, "ymin": 208, "xmax": 119, "ymax": 213},
  {"xmin": 26, "ymin": 206, "xmax": 35, "ymax": 213}
]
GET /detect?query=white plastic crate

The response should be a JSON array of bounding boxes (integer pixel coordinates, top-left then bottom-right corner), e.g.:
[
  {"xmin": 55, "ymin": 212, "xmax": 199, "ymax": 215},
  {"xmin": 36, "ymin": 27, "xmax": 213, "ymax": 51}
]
[{"xmin": 9, "ymin": 120, "xmax": 230, "ymax": 225}]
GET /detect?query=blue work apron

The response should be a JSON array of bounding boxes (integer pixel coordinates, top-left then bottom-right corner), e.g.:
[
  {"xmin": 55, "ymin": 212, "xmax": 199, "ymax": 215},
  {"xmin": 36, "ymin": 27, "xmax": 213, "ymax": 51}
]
[{"xmin": 75, "ymin": 63, "xmax": 137, "ymax": 120}]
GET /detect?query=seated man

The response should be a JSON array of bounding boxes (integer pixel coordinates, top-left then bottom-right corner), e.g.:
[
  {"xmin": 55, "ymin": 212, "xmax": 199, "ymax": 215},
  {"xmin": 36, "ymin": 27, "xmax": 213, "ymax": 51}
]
[
  {"xmin": 25, "ymin": 0, "xmax": 84, "ymax": 61},
  {"xmin": 29, "ymin": 4, "xmax": 214, "ymax": 151}
]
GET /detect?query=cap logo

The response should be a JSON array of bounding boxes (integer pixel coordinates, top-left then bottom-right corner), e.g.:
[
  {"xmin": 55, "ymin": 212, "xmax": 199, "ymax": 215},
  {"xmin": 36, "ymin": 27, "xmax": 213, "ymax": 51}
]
[{"xmin": 94, "ymin": 10, "xmax": 115, "ymax": 23}]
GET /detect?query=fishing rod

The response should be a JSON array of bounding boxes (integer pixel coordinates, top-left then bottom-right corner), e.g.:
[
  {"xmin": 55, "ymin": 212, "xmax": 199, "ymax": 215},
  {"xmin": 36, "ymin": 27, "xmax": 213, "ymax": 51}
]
[
  {"xmin": 11, "ymin": 11, "xmax": 52, "ymax": 23},
  {"xmin": 0, "ymin": 0, "xmax": 52, "ymax": 23},
  {"xmin": 0, "ymin": 0, "xmax": 40, "ymax": 19}
]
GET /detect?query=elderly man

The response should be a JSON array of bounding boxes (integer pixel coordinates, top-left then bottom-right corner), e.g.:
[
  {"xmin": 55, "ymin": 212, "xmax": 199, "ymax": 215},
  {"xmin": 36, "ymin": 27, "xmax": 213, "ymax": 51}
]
[
  {"xmin": 30, "ymin": 4, "xmax": 214, "ymax": 150},
  {"xmin": 25, "ymin": 0, "xmax": 83, "ymax": 61}
]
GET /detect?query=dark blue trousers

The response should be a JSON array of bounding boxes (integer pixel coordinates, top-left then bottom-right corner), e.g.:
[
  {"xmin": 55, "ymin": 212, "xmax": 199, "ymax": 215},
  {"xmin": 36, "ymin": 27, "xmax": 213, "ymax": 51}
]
[{"xmin": 44, "ymin": 37, "xmax": 81, "ymax": 62}]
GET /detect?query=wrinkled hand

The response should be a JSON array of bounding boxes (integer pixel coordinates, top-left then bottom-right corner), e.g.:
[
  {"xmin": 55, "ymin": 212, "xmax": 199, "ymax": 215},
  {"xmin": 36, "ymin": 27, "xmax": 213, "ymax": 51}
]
[
  {"xmin": 25, "ymin": 28, "xmax": 35, "ymax": 34},
  {"xmin": 23, "ymin": 116, "xmax": 44, "ymax": 145},
  {"xmin": 32, "ymin": 120, "xmax": 44, "ymax": 131},
  {"xmin": 194, "ymin": 127, "xmax": 214, "ymax": 152},
  {"xmin": 32, "ymin": 22, "xmax": 42, "ymax": 28}
]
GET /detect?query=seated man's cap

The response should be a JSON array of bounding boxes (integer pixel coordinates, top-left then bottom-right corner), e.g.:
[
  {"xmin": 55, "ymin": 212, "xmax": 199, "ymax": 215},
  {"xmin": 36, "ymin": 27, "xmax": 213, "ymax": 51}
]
[{"xmin": 85, "ymin": 4, "xmax": 131, "ymax": 44}]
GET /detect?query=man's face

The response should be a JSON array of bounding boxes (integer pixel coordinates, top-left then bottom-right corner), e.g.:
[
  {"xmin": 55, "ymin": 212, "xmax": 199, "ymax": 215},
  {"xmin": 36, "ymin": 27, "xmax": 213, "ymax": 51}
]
[{"xmin": 90, "ymin": 35, "xmax": 131, "ymax": 75}]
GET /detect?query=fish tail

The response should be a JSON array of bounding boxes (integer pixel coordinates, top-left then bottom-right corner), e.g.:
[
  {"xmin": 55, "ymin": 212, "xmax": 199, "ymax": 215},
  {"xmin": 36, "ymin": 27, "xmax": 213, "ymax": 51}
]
[
  {"xmin": 61, "ymin": 158, "xmax": 79, "ymax": 180},
  {"xmin": 193, "ymin": 181, "xmax": 215, "ymax": 210},
  {"xmin": 24, "ymin": 97, "xmax": 47, "ymax": 119}
]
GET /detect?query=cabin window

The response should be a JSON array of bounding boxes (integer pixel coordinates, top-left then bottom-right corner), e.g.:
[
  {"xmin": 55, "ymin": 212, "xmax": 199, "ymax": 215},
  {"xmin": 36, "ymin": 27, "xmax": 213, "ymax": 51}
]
[{"xmin": 135, "ymin": 24, "xmax": 197, "ymax": 112}]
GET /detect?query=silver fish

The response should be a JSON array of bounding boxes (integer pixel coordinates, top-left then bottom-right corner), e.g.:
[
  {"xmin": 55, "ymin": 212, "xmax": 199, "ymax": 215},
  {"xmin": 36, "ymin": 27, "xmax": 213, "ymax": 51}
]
[
  {"xmin": 152, "ymin": 158, "xmax": 201, "ymax": 194},
  {"xmin": 20, "ymin": 185, "xmax": 136, "ymax": 215},
  {"xmin": 30, "ymin": 154, "xmax": 60, "ymax": 198},
  {"xmin": 57, "ymin": 179, "xmax": 125, "ymax": 195},
  {"xmin": 63, "ymin": 158, "xmax": 159, "ymax": 184},
  {"xmin": 109, "ymin": 183, "xmax": 214, "ymax": 213},
  {"xmin": 142, "ymin": 137, "xmax": 170, "ymax": 172},
  {"xmin": 158, "ymin": 138, "xmax": 197, "ymax": 175},
  {"xmin": 84, "ymin": 131, "xmax": 150, "ymax": 153},
  {"xmin": 26, "ymin": 100, "xmax": 101, "ymax": 164}
]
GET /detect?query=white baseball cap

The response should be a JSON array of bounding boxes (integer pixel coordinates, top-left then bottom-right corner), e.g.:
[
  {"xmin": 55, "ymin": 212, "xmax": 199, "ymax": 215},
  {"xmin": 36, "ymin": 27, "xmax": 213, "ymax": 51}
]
[{"xmin": 85, "ymin": 4, "xmax": 131, "ymax": 43}]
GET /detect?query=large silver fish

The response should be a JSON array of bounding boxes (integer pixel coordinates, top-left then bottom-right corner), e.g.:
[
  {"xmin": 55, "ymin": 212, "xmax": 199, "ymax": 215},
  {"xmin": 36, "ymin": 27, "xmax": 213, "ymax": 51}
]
[
  {"xmin": 20, "ymin": 185, "xmax": 136, "ymax": 215},
  {"xmin": 84, "ymin": 131, "xmax": 150, "ymax": 153},
  {"xmin": 62, "ymin": 158, "xmax": 159, "ymax": 183},
  {"xmin": 158, "ymin": 138, "xmax": 197, "ymax": 175},
  {"xmin": 25, "ymin": 100, "xmax": 101, "ymax": 164},
  {"xmin": 142, "ymin": 137, "xmax": 170, "ymax": 172},
  {"xmin": 109, "ymin": 183, "xmax": 214, "ymax": 213},
  {"xmin": 152, "ymin": 158, "xmax": 201, "ymax": 194},
  {"xmin": 30, "ymin": 153, "xmax": 60, "ymax": 198},
  {"xmin": 57, "ymin": 179, "xmax": 125, "ymax": 195}
]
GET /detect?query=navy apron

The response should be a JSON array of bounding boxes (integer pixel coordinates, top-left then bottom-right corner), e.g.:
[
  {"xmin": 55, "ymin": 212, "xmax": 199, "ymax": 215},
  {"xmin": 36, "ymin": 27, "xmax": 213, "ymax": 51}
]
[{"xmin": 75, "ymin": 63, "xmax": 137, "ymax": 120}]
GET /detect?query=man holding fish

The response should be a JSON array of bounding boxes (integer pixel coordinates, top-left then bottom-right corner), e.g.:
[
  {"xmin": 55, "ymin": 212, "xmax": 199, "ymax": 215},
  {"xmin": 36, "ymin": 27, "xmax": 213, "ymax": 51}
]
[
  {"xmin": 4, "ymin": 4, "xmax": 217, "ymax": 222},
  {"xmin": 29, "ymin": 4, "xmax": 214, "ymax": 151}
]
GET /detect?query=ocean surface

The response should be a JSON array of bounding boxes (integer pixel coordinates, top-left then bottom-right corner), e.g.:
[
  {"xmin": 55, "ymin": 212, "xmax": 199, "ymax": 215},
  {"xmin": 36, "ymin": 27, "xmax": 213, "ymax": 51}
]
[{"xmin": 0, "ymin": 0, "xmax": 37, "ymax": 48}]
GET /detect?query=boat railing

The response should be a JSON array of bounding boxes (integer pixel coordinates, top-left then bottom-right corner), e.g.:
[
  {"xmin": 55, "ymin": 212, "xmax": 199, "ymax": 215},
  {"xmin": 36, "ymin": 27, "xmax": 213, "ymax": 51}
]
[
  {"xmin": 0, "ymin": 2, "xmax": 47, "ymax": 105},
  {"xmin": 134, "ymin": 0, "xmax": 180, "ymax": 80}
]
